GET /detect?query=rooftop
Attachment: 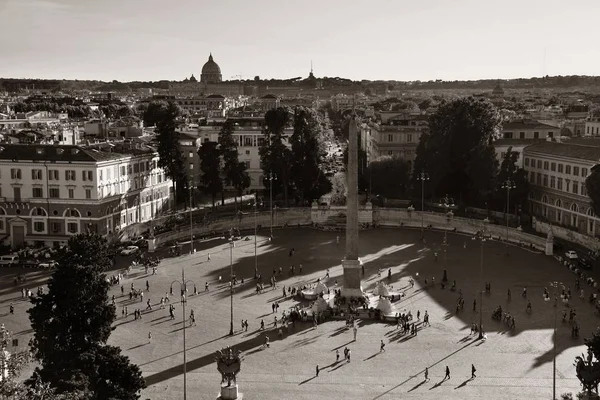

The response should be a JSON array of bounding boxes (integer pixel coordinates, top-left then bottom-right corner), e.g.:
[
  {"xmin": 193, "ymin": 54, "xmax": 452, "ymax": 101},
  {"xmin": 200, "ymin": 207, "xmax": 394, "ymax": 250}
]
[
  {"xmin": 524, "ymin": 141, "xmax": 600, "ymax": 162},
  {"xmin": 0, "ymin": 143, "xmax": 155, "ymax": 163},
  {"xmin": 502, "ymin": 119, "xmax": 558, "ymax": 131}
]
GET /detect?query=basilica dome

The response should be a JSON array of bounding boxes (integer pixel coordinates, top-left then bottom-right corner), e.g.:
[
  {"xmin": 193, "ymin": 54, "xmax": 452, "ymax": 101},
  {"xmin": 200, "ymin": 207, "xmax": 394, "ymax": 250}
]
[{"xmin": 201, "ymin": 53, "xmax": 222, "ymax": 84}]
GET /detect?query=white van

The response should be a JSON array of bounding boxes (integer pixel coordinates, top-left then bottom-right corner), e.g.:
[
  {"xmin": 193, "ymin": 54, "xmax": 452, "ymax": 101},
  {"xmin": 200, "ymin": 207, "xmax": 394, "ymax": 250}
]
[{"xmin": 0, "ymin": 255, "xmax": 18, "ymax": 266}]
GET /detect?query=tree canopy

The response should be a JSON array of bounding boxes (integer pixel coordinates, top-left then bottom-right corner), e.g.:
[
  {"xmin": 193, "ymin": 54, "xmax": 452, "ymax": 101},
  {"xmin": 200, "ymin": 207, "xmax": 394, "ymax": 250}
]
[
  {"xmin": 260, "ymin": 107, "xmax": 293, "ymax": 204},
  {"xmin": 219, "ymin": 121, "xmax": 250, "ymax": 205},
  {"xmin": 367, "ymin": 157, "xmax": 411, "ymax": 198},
  {"xmin": 198, "ymin": 141, "xmax": 223, "ymax": 208},
  {"xmin": 413, "ymin": 97, "xmax": 500, "ymax": 205},
  {"xmin": 27, "ymin": 233, "xmax": 145, "ymax": 399},
  {"xmin": 586, "ymin": 164, "xmax": 600, "ymax": 216},
  {"xmin": 492, "ymin": 146, "xmax": 529, "ymax": 214}
]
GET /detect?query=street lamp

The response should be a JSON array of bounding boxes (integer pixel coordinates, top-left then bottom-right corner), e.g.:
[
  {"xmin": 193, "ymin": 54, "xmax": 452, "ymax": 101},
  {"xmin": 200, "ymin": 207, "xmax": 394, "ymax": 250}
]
[
  {"xmin": 417, "ymin": 170, "xmax": 429, "ymax": 241},
  {"xmin": 253, "ymin": 193, "xmax": 258, "ymax": 279},
  {"xmin": 547, "ymin": 281, "xmax": 561, "ymax": 400},
  {"xmin": 170, "ymin": 269, "xmax": 196, "ymax": 400},
  {"xmin": 472, "ymin": 219, "xmax": 490, "ymax": 339},
  {"xmin": 189, "ymin": 181, "xmax": 194, "ymax": 255},
  {"xmin": 442, "ymin": 194, "xmax": 454, "ymax": 270},
  {"xmin": 501, "ymin": 179, "xmax": 516, "ymax": 255},
  {"xmin": 228, "ymin": 240, "xmax": 235, "ymax": 336},
  {"xmin": 265, "ymin": 173, "xmax": 277, "ymax": 238}
]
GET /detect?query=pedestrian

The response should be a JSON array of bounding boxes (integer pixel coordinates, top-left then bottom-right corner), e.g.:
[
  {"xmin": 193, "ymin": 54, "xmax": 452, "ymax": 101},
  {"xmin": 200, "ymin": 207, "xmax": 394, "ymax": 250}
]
[
  {"xmin": 336, "ymin": 349, "xmax": 340, "ymax": 362},
  {"xmin": 205, "ymin": 282, "xmax": 209, "ymax": 291},
  {"xmin": 471, "ymin": 364, "xmax": 476, "ymax": 378},
  {"xmin": 193, "ymin": 285, "xmax": 197, "ymax": 296},
  {"xmin": 316, "ymin": 365, "xmax": 319, "ymax": 377},
  {"xmin": 417, "ymin": 310, "xmax": 420, "ymax": 320},
  {"xmin": 208, "ymin": 252, "xmax": 211, "ymax": 261},
  {"xmin": 264, "ymin": 335, "xmax": 270, "ymax": 349},
  {"xmin": 299, "ymin": 263, "xmax": 303, "ymax": 274},
  {"xmin": 353, "ymin": 325, "xmax": 358, "ymax": 341},
  {"xmin": 424, "ymin": 367, "xmax": 429, "ymax": 381},
  {"xmin": 148, "ymin": 332, "xmax": 152, "ymax": 343},
  {"xmin": 146, "ymin": 280, "xmax": 150, "ymax": 291},
  {"xmin": 473, "ymin": 299, "xmax": 476, "ymax": 311},
  {"xmin": 380, "ymin": 339, "xmax": 385, "ymax": 352},
  {"xmin": 508, "ymin": 288, "xmax": 511, "ymax": 299},
  {"xmin": 347, "ymin": 349, "xmax": 351, "ymax": 362},
  {"xmin": 9, "ymin": 304, "xmax": 14, "ymax": 314},
  {"xmin": 121, "ymin": 285, "xmax": 124, "ymax": 295},
  {"xmin": 336, "ymin": 236, "xmax": 340, "ymax": 244},
  {"xmin": 444, "ymin": 366, "xmax": 450, "ymax": 380},
  {"xmin": 260, "ymin": 319, "xmax": 265, "ymax": 330}
]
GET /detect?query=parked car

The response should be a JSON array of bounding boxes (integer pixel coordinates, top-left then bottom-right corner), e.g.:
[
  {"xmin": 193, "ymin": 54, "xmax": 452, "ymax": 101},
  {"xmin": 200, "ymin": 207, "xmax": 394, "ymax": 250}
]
[
  {"xmin": 565, "ymin": 250, "xmax": 578, "ymax": 260},
  {"xmin": 120, "ymin": 246, "xmax": 140, "ymax": 256},
  {"xmin": 39, "ymin": 261, "xmax": 58, "ymax": 269},
  {"xmin": 19, "ymin": 259, "xmax": 39, "ymax": 268},
  {"xmin": 578, "ymin": 257, "xmax": 593, "ymax": 270},
  {"xmin": 0, "ymin": 255, "xmax": 19, "ymax": 266}
]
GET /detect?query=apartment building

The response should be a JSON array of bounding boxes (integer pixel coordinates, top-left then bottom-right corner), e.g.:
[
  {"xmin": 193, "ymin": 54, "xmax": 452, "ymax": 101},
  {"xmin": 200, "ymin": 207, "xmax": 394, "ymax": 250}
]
[
  {"xmin": 501, "ymin": 119, "xmax": 558, "ymax": 140},
  {"xmin": 586, "ymin": 117, "xmax": 600, "ymax": 137},
  {"xmin": 523, "ymin": 141, "xmax": 600, "ymax": 237},
  {"xmin": 0, "ymin": 143, "xmax": 173, "ymax": 249},
  {"xmin": 171, "ymin": 95, "xmax": 226, "ymax": 118}
]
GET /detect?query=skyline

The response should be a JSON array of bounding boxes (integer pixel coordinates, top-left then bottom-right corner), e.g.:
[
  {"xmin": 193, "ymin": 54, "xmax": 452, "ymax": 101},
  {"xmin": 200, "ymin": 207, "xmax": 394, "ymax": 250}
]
[{"xmin": 0, "ymin": 0, "xmax": 599, "ymax": 82}]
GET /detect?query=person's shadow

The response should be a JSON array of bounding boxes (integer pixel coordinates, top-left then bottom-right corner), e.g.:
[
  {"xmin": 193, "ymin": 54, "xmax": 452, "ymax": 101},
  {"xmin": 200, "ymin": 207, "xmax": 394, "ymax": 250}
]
[
  {"xmin": 454, "ymin": 377, "xmax": 474, "ymax": 389},
  {"xmin": 429, "ymin": 377, "xmax": 447, "ymax": 390},
  {"xmin": 407, "ymin": 379, "xmax": 427, "ymax": 392}
]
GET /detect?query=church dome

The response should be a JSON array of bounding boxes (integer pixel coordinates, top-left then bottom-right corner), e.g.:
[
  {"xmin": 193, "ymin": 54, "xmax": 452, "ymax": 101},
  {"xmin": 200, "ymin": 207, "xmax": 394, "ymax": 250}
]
[
  {"xmin": 492, "ymin": 81, "xmax": 504, "ymax": 96},
  {"xmin": 201, "ymin": 53, "xmax": 222, "ymax": 83}
]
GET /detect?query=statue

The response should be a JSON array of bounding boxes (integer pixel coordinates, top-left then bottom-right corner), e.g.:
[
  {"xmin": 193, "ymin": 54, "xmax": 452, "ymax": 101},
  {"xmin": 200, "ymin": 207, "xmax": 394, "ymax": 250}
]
[
  {"xmin": 575, "ymin": 348, "xmax": 600, "ymax": 395},
  {"xmin": 215, "ymin": 346, "xmax": 242, "ymax": 387}
]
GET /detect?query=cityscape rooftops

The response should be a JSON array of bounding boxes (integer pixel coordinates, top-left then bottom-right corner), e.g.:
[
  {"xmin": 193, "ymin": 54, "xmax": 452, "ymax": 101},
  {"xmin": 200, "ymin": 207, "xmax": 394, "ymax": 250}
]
[
  {"xmin": 502, "ymin": 119, "xmax": 558, "ymax": 130},
  {"xmin": 0, "ymin": 142, "xmax": 156, "ymax": 163},
  {"xmin": 524, "ymin": 141, "xmax": 600, "ymax": 162}
]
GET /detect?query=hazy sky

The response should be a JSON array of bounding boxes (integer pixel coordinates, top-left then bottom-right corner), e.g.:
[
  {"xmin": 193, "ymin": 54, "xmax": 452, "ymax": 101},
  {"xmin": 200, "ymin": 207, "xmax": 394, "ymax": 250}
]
[{"xmin": 0, "ymin": 0, "xmax": 598, "ymax": 82}]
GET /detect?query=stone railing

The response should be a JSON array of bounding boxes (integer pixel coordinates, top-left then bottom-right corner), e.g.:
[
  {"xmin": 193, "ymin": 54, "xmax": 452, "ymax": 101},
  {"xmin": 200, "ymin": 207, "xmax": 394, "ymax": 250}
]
[
  {"xmin": 153, "ymin": 208, "xmax": 311, "ymax": 247},
  {"xmin": 311, "ymin": 203, "xmax": 373, "ymax": 225},
  {"xmin": 533, "ymin": 217, "xmax": 599, "ymax": 250}
]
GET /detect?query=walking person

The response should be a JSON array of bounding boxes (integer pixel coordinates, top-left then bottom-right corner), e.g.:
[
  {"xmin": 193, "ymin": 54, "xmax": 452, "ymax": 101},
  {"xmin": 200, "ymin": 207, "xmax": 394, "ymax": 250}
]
[
  {"xmin": 315, "ymin": 365, "xmax": 319, "ymax": 377},
  {"xmin": 471, "ymin": 364, "xmax": 476, "ymax": 379},
  {"xmin": 444, "ymin": 366, "xmax": 450, "ymax": 380},
  {"xmin": 380, "ymin": 339, "xmax": 385, "ymax": 352},
  {"xmin": 336, "ymin": 349, "xmax": 340, "ymax": 363},
  {"xmin": 148, "ymin": 332, "xmax": 152, "ymax": 343},
  {"xmin": 424, "ymin": 367, "xmax": 429, "ymax": 382},
  {"xmin": 353, "ymin": 325, "xmax": 358, "ymax": 341}
]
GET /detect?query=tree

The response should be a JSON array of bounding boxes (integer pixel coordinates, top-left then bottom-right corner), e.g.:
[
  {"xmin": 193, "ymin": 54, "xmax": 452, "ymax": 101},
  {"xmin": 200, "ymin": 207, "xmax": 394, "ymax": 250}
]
[
  {"xmin": 290, "ymin": 106, "xmax": 332, "ymax": 204},
  {"xmin": 142, "ymin": 100, "xmax": 168, "ymax": 127},
  {"xmin": 260, "ymin": 107, "xmax": 293, "ymax": 205},
  {"xmin": 198, "ymin": 141, "xmax": 223, "ymax": 209},
  {"xmin": 154, "ymin": 101, "xmax": 188, "ymax": 206},
  {"xmin": 413, "ymin": 97, "xmax": 500, "ymax": 206},
  {"xmin": 367, "ymin": 157, "xmax": 410, "ymax": 198},
  {"xmin": 493, "ymin": 146, "xmax": 529, "ymax": 215},
  {"xmin": 218, "ymin": 121, "xmax": 250, "ymax": 207},
  {"xmin": 586, "ymin": 164, "xmax": 600, "ymax": 216},
  {"xmin": 329, "ymin": 174, "xmax": 347, "ymax": 206},
  {"xmin": 27, "ymin": 233, "xmax": 145, "ymax": 399}
]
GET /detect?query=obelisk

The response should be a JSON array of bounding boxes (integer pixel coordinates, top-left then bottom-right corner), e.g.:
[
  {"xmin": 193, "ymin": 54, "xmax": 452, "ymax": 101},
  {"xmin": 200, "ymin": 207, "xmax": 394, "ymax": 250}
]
[{"xmin": 341, "ymin": 114, "xmax": 363, "ymax": 298}]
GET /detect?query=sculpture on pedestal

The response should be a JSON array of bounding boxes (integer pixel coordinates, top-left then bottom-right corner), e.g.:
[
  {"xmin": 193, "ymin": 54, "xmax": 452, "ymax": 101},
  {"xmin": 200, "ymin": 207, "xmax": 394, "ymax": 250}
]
[
  {"xmin": 216, "ymin": 347, "xmax": 242, "ymax": 387},
  {"xmin": 576, "ymin": 349, "xmax": 600, "ymax": 395}
]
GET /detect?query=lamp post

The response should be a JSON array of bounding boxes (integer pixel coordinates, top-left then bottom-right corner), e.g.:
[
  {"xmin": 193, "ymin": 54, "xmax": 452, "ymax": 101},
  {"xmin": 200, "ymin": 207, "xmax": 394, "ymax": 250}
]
[
  {"xmin": 501, "ymin": 179, "xmax": 516, "ymax": 255},
  {"xmin": 265, "ymin": 173, "xmax": 277, "ymax": 238},
  {"xmin": 229, "ymin": 240, "xmax": 235, "ymax": 336},
  {"xmin": 189, "ymin": 181, "xmax": 194, "ymax": 255},
  {"xmin": 417, "ymin": 170, "xmax": 429, "ymax": 241},
  {"xmin": 253, "ymin": 193, "xmax": 258, "ymax": 279},
  {"xmin": 170, "ymin": 269, "xmax": 196, "ymax": 400},
  {"xmin": 472, "ymin": 220, "xmax": 489, "ymax": 339},
  {"xmin": 443, "ymin": 194, "xmax": 454, "ymax": 270},
  {"xmin": 549, "ymin": 280, "xmax": 561, "ymax": 400}
]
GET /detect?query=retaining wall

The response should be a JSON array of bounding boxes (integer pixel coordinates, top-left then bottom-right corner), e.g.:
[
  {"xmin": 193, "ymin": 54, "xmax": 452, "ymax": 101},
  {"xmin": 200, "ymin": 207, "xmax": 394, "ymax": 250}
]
[{"xmin": 533, "ymin": 217, "xmax": 599, "ymax": 250}]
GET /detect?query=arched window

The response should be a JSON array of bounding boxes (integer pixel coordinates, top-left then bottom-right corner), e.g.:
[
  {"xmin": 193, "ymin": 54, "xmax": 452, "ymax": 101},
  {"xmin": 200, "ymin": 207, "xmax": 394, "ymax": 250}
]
[
  {"xmin": 0, "ymin": 207, "xmax": 6, "ymax": 216},
  {"xmin": 63, "ymin": 208, "xmax": 81, "ymax": 218},
  {"xmin": 542, "ymin": 195, "xmax": 548, "ymax": 203},
  {"xmin": 588, "ymin": 208, "xmax": 596, "ymax": 235},
  {"xmin": 555, "ymin": 200, "xmax": 562, "ymax": 223},
  {"xmin": 542, "ymin": 195, "xmax": 548, "ymax": 217},
  {"xmin": 571, "ymin": 203, "xmax": 579, "ymax": 227},
  {"xmin": 31, "ymin": 207, "xmax": 47, "ymax": 217}
]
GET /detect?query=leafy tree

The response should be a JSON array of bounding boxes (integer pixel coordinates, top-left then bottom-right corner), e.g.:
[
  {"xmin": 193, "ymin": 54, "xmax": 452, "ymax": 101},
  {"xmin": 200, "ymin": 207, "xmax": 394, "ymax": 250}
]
[
  {"xmin": 586, "ymin": 164, "xmax": 600, "ymax": 216},
  {"xmin": 418, "ymin": 98, "xmax": 432, "ymax": 111},
  {"xmin": 260, "ymin": 107, "xmax": 293, "ymax": 205},
  {"xmin": 27, "ymin": 233, "xmax": 145, "ymax": 399},
  {"xmin": 142, "ymin": 100, "xmax": 168, "ymax": 127},
  {"xmin": 154, "ymin": 101, "xmax": 188, "ymax": 206},
  {"xmin": 218, "ymin": 121, "xmax": 250, "ymax": 207},
  {"xmin": 329, "ymin": 174, "xmax": 347, "ymax": 206},
  {"xmin": 367, "ymin": 157, "xmax": 410, "ymax": 198},
  {"xmin": 493, "ymin": 146, "xmax": 529, "ymax": 215},
  {"xmin": 413, "ymin": 97, "xmax": 500, "ymax": 206},
  {"xmin": 198, "ymin": 141, "xmax": 223, "ymax": 209},
  {"xmin": 290, "ymin": 106, "xmax": 332, "ymax": 204}
]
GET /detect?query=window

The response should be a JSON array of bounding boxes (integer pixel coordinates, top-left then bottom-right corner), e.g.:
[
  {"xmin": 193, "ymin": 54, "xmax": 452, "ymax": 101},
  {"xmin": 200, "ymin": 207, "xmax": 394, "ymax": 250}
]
[
  {"xmin": 189, "ymin": 151, "xmax": 194, "ymax": 158},
  {"xmin": 558, "ymin": 164, "xmax": 563, "ymax": 173},
  {"xmin": 543, "ymin": 175, "xmax": 548, "ymax": 187},
  {"xmin": 557, "ymin": 178, "xmax": 563, "ymax": 190},
  {"xmin": 31, "ymin": 169, "xmax": 42, "ymax": 180},
  {"xmin": 127, "ymin": 165, "xmax": 132, "ymax": 174},
  {"xmin": 85, "ymin": 189, "xmax": 91, "ymax": 199},
  {"xmin": 582, "ymin": 185, "xmax": 587, "ymax": 196},
  {"xmin": 529, "ymin": 171, "xmax": 535, "ymax": 182},
  {"xmin": 10, "ymin": 168, "xmax": 21, "ymax": 179},
  {"xmin": 67, "ymin": 222, "xmax": 78, "ymax": 233},
  {"xmin": 519, "ymin": 132, "xmax": 525, "ymax": 139},
  {"xmin": 48, "ymin": 169, "xmax": 59, "ymax": 180},
  {"xmin": 548, "ymin": 131, "xmax": 554, "ymax": 138},
  {"xmin": 537, "ymin": 160, "xmax": 542, "ymax": 169},
  {"xmin": 134, "ymin": 163, "xmax": 139, "ymax": 173},
  {"xmin": 99, "ymin": 170, "xmax": 103, "ymax": 180},
  {"xmin": 582, "ymin": 168, "xmax": 588, "ymax": 177},
  {"xmin": 82, "ymin": 171, "xmax": 93, "ymax": 181},
  {"xmin": 504, "ymin": 132, "xmax": 513, "ymax": 139},
  {"xmin": 49, "ymin": 188, "xmax": 60, "ymax": 198},
  {"xmin": 120, "ymin": 166, "xmax": 126, "ymax": 176},
  {"xmin": 51, "ymin": 222, "xmax": 60, "ymax": 233},
  {"xmin": 140, "ymin": 163, "xmax": 145, "ymax": 172},
  {"xmin": 543, "ymin": 161, "xmax": 549, "ymax": 170},
  {"xmin": 550, "ymin": 176, "xmax": 555, "ymax": 188},
  {"xmin": 68, "ymin": 188, "xmax": 74, "ymax": 199},
  {"xmin": 566, "ymin": 165, "xmax": 571, "ymax": 174},
  {"xmin": 189, "ymin": 163, "xmax": 194, "ymax": 170},
  {"xmin": 34, "ymin": 222, "xmax": 45, "ymax": 233},
  {"xmin": 536, "ymin": 173, "xmax": 541, "ymax": 185},
  {"xmin": 551, "ymin": 162, "xmax": 556, "ymax": 172},
  {"xmin": 107, "ymin": 169, "xmax": 112, "ymax": 180},
  {"xmin": 524, "ymin": 158, "xmax": 529, "ymax": 167},
  {"xmin": 65, "ymin": 170, "xmax": 75, "ymax": 181},
  {"xmin": 573, "ymin": 181, "xmax": 579, "ymax": 194},
  {"xmin": 68, "ymin": 209, "xmax": 80, "ymax": 217},
  {"xmin": 32, "ymin": 187, "xmax": 43, "ymax": 198},
  {"xmin": 245, "ymin": 150, "xmax": 250, "ymax": 155},
  {"xmin": 573, "ymin": 166, "xmax": 580, "ymax": 176},
  {"xmin": 407, "ymin": 134, "xmax": 413, "ymax": 142},
  {"xmin": 33, "ymin": 207, "xmax": 45, "ymax": 216},
  {"xmin": 534, "ymin": 132, "xmax": 539, "ymax": 139},
  {"xmin": 388, "ymin": 134, "xmax": 393, "ymax": 142}
]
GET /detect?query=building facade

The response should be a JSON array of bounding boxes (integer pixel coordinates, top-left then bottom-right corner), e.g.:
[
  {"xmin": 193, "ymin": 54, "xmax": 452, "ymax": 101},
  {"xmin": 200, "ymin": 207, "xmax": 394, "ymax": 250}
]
[
  {"xmin": 0, "ymin": 143, "xmax": 173, "ymax": 249},
  {"xmin": 501, "ymin": 119, "xmax": 559, "ymax": 140},
  {"xmin": 586, "ymin": 117, "xmax": 600, "ymax": 136},
  {"xmin": 523, "ymin": 142, "xmax": 600, "ymax": 238}
]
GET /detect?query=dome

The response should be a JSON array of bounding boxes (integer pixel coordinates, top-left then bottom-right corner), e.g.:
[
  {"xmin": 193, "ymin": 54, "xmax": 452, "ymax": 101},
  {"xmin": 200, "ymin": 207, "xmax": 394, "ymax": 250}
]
[
  {"xmin": 492, "ymin": 81, "xmax": 504, "ymax": 96},
  {"xmin": 201, "ymin": 53, "xmax": 222, "ymax": 83}
]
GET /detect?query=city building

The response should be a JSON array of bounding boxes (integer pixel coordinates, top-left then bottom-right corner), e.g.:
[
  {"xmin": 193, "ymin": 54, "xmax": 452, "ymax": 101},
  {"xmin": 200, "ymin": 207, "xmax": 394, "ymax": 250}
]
[
  {"xmin": 171, "ymin": 95, "xmax": 226, "ymax": 118},
  {"xmin": 493, "ymin": 139, "xmax": 537, "ymax": 168},
  {"xmin": 586, "ymin": 117, "xmax": 600, "ymax": 136},
  {"xmin": 178, "ymin": 132, "xmax": 202, "ymax": 187},
  {"xmin": 501, "ymin": 119, "xmax": 558, "ymax": 140},
  {"xmin": 0, "ymin": 143, "xmax": 173, "ymax": 249},
  {"xmin": 523, "ymin": 141, "xmax": 600, "ymax": 237}
]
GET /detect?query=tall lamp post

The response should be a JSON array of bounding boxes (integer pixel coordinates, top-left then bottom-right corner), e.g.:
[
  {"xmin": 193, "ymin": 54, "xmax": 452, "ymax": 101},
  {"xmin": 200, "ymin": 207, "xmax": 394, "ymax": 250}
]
[
  {"xmin": 443, "ymin": 194, "xmax": 454, "ymax": 269},
  {"xmin": 501, "ymin": 179, "xmax": 516, "ymax": 255},
  {"xmin": 189, "ymin": 181, "xmax": 194, "ymax": 255},
  {"xmin": 548, "ymin": 280, "xmax": 561, "ymax": 400},
  {"xmin": 253, "ymin": 193, "xmax": 258, "ymax": 279},
  {"xmin": 170, "ymin": 269, "xmax": 196, "ymax": 400},
  {"xmin": 228, "ymin": 240, "xmax": 235, "ymax": 336},
  {"xmin": 472, "ymin": 219, "xmax": 489, "ymax": 339},
  {"xmin": 417, "ymin": 170, "xmax": 429, "ymax": 241},
  {"xmin": 265, "ymin": 173, "xmax": 277, "ymax": 238}
]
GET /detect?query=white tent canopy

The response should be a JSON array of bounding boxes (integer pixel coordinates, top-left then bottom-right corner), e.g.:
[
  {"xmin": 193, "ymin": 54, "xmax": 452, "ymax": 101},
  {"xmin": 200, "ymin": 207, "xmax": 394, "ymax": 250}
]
[
  {"xmin": 375, "ymin": 297, "xmax": 394, "ymax": 315},
  {"xmin": 373, "ymin": 281, "xmax": 391, "ymax": 297}
]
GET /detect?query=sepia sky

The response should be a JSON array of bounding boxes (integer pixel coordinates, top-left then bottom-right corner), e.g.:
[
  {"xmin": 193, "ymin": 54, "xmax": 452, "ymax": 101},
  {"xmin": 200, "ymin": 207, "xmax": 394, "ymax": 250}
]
[{"xmin": 0, "ymin": 0, "xmax": 598, "ymax": 82}]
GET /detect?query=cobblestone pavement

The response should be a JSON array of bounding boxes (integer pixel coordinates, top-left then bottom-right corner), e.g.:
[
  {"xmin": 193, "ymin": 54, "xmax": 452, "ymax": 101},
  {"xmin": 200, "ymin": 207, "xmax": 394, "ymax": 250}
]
[{"xmin": 0, "ymin": 227, "xmax": 594, "ymax": 399}]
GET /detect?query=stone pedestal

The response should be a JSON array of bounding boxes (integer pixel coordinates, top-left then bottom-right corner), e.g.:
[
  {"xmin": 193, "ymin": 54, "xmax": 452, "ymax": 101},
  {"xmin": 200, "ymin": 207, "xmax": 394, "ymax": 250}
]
[
  {"xmin": 217, "ymin": 384, "xmax": 242, "ymax": 400},
  {"xmin": 341, "ymin": 258, "xmax": 364, "ymax": 298}
]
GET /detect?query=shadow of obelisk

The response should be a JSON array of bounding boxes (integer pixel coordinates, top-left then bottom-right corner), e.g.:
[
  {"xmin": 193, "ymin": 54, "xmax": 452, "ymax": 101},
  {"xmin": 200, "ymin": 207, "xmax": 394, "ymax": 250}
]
[{"xmin": 341, "ymin": 112, "xmax": 364, "ymax": 298}]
